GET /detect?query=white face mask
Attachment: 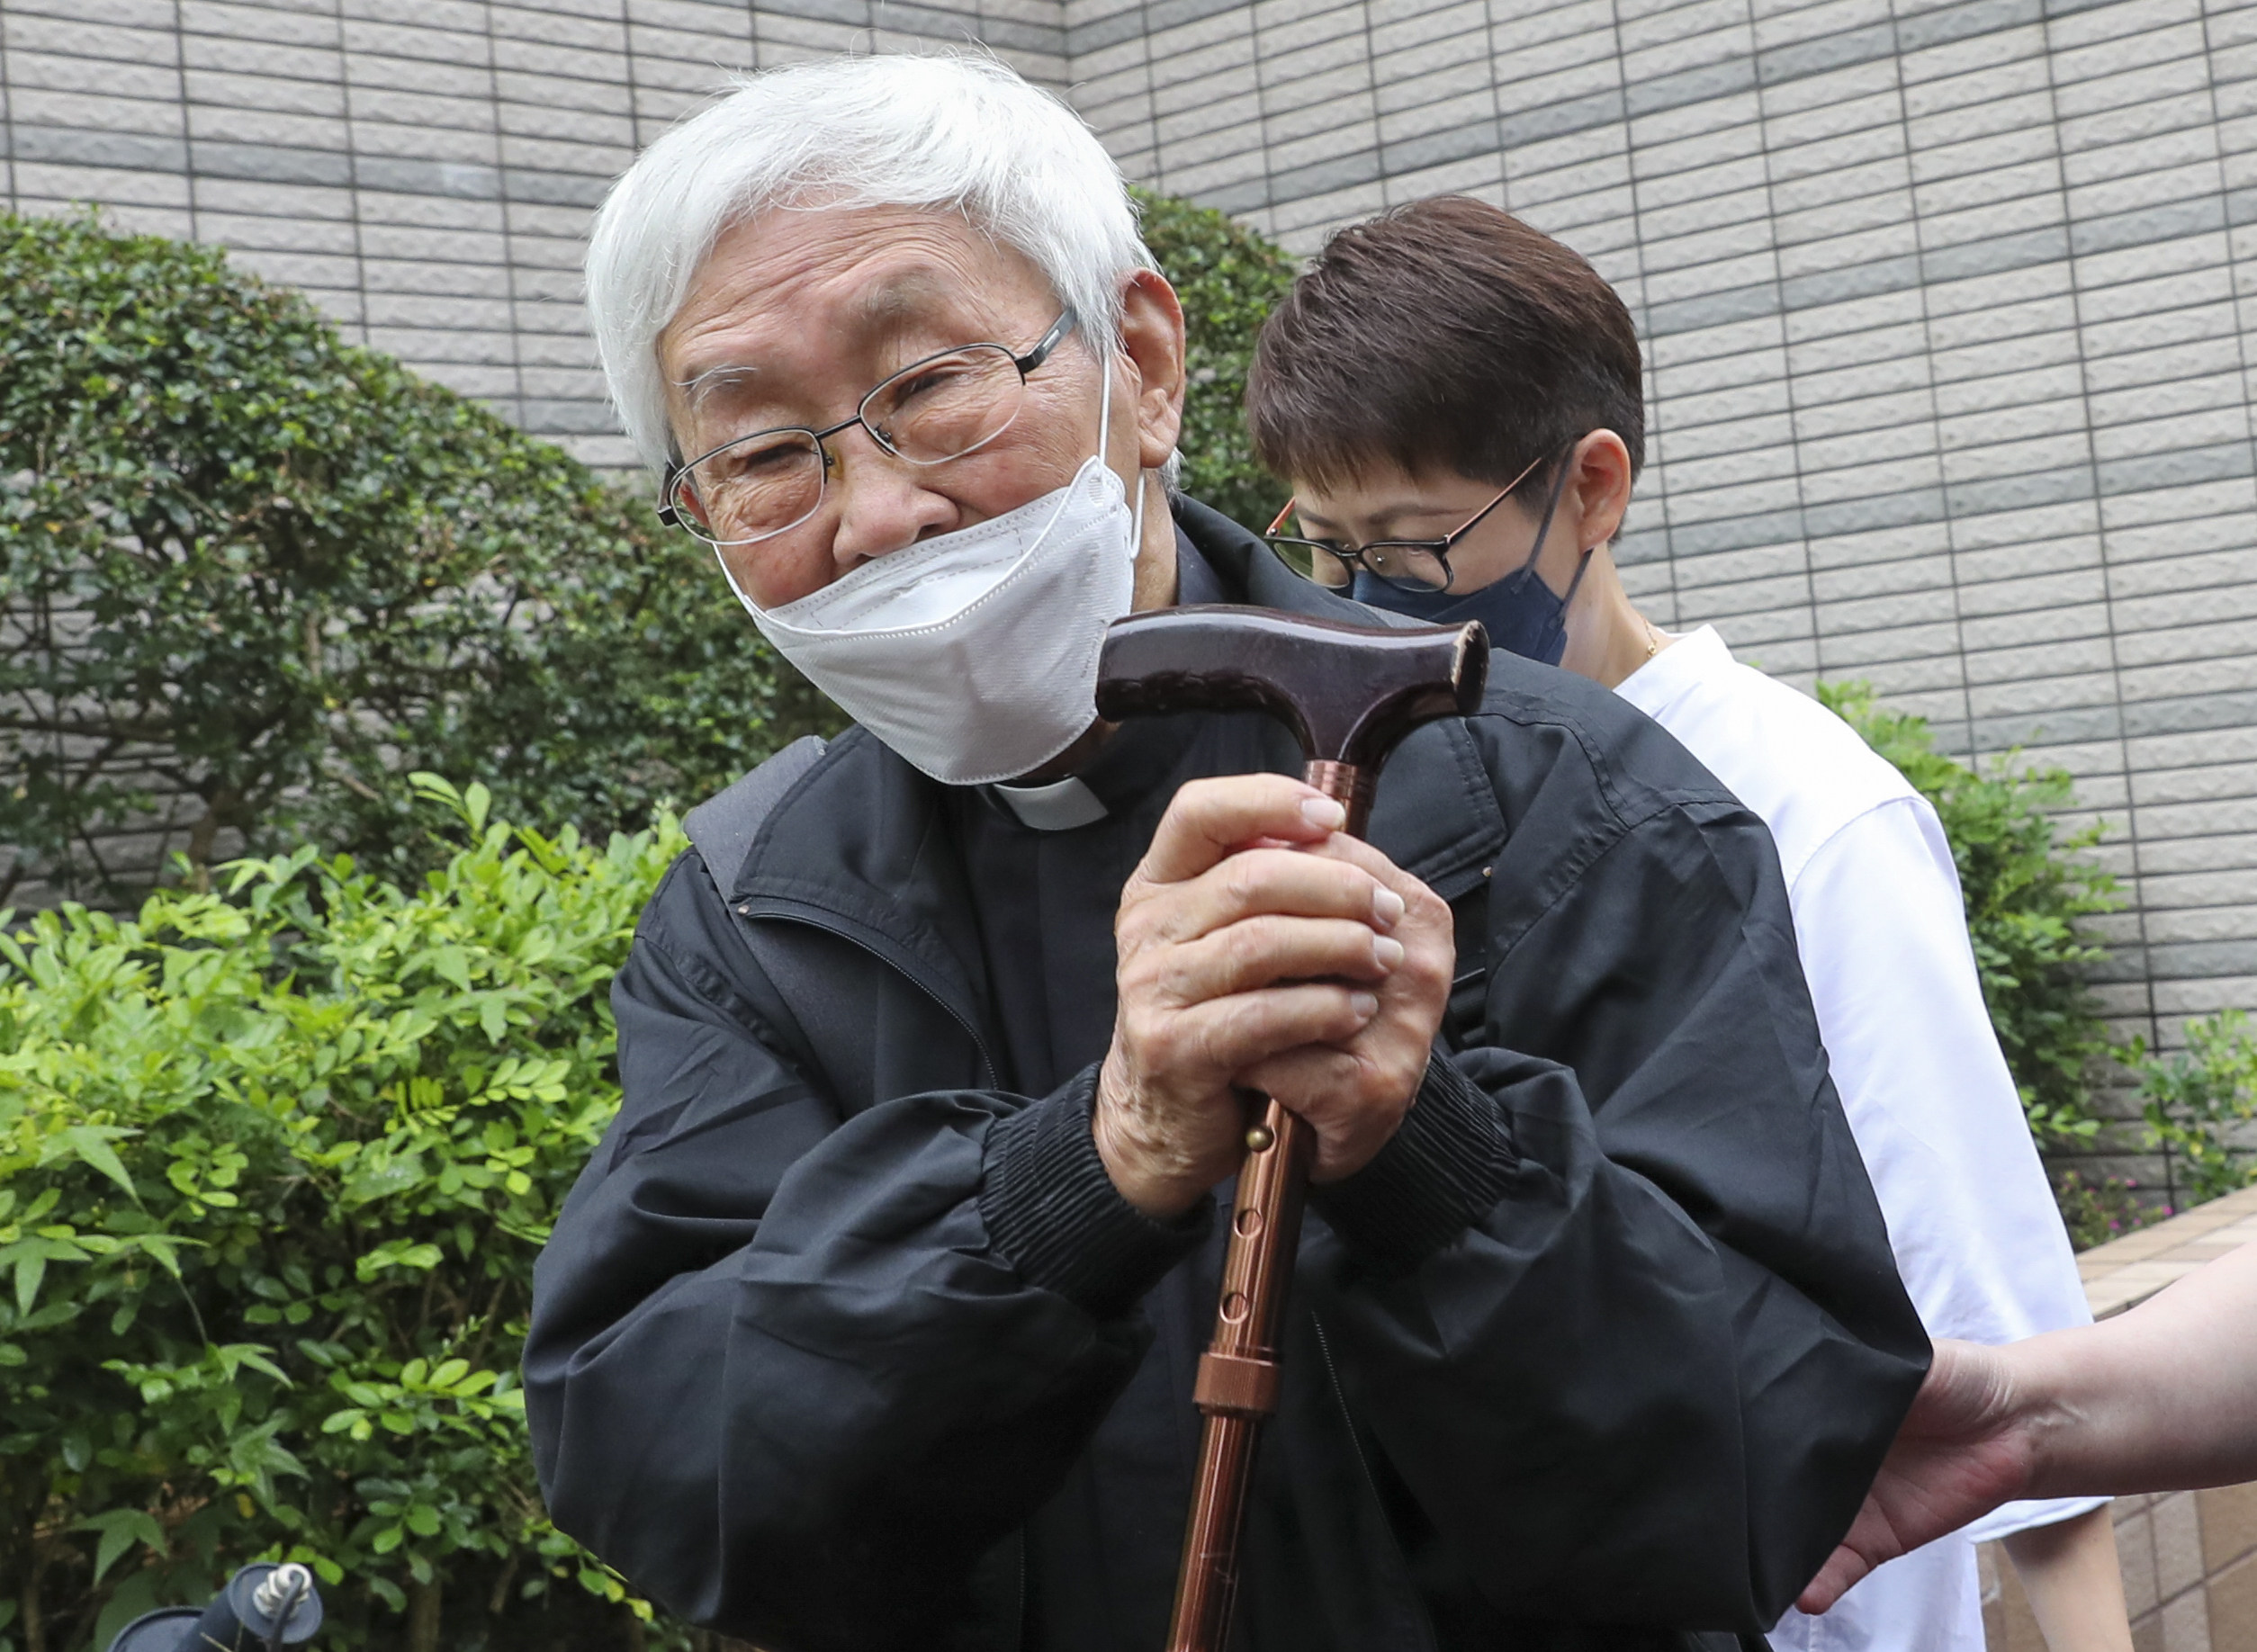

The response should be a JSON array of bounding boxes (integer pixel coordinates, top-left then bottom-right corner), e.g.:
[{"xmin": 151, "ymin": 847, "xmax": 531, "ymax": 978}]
[{"xmin": 718, "ymin": 372, "xmax": 1145, "ymax": 787}]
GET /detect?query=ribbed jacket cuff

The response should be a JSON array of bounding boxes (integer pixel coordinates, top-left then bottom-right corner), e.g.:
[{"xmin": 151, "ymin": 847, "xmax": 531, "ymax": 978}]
[
  {"xmin": 1311, "ymin": 1055, "xmax": 1516, "ymax": 1273},
  {"xmin": 980, "ymin": 1066, "xmax": 1212, "ymax": 1319}
]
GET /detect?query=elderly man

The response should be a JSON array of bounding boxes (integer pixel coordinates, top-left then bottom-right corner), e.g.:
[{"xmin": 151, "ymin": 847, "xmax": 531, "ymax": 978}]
[{"xmin": 525, "ymin": 54, "xmax": 1928, "ymax": 1652}]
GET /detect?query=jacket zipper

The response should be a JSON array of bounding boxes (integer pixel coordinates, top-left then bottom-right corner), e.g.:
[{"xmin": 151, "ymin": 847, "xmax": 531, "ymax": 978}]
[
  {"xmin": 1311, "ymin": 1310, "xmax": 1439, "ymax": 1651},
  {"xmin": 1311, "ymin": 1313, "xmax": 1385, "ymax": 1518},
  {"xmin": 735, "ymin": 898, "xmax": 1002, "ymax": 1087},
  {"xmin": 1013, "ymin": 1530, "xmax": 1027, "ymax": 1652}
]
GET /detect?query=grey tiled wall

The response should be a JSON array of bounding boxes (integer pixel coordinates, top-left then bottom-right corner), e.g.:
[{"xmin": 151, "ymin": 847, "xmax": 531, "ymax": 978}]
[{"xmin": 7, "ymin": 0, "xmax": 2254, "ymax": 1145}]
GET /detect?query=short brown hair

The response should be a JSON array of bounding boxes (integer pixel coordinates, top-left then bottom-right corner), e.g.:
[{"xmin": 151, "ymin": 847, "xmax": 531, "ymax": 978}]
[{"xmin": 1246, "ymin": 196, "xmax": 1645, "ymax": 496}]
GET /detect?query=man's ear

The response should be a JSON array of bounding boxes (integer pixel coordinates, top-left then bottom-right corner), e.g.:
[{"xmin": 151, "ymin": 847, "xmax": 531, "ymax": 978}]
[
  {"xmin": 1568, "ymin": 429, "xmax": 1634, "ymax": 548},
  {"xmin": 1119, "ymin": 268, "xmax": 1187, "ymax": 471}
]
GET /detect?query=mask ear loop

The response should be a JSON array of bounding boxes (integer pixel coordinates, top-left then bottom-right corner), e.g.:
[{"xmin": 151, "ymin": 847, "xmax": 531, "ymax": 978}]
[
  {"xmin": 1511, "ymin": 455, "xmax": 1576, "ymax": 583},
  {"xmin": 1097, "ymin": 347, "xmax": 1112, "ymax": 461},
  {"xmin": 1508, "ymin": 450, "xmax": 1589, "ymax": 663},
  {"xmin": 1557, "ymin": 545, "xmax": 1596, "ymax": 610},
  {"xmin": 1098, "ymin": 343, "xmax": 1148, "ymax": 565}
]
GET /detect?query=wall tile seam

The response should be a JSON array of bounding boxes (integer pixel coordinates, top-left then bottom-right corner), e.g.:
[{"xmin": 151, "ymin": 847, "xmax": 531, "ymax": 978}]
[
  {"xmin": 0, "ymin": 125, "xmax": 633, "ymax": 206},
  {"xmin": 1603, "ymin": 0, "xmax": 1685, "ymax": 640},
  {"xmin": 1636, "ymin": 222, "xmax": 2252, "ymax": 342},
  {"xmin": 2189, "ymin": 0, "xmax": 2257, "ymax": 871},
  {"xmin": 2028, "ymin": 2, "xmax": 2152, "ymax": 1008},
  {"xmin": 0, "ymin": 0, "xmax": 18, "ymax": 215},
  {"xmin": 1650, "ymin": 322, "xmax": 2246, "ymax": 382}
]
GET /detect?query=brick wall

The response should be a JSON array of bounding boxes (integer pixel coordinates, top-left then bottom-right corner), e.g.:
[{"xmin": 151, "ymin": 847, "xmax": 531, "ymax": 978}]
[{"xmin": 10, "ymin": 0, "xmax": 2257, "ymax": 1120}]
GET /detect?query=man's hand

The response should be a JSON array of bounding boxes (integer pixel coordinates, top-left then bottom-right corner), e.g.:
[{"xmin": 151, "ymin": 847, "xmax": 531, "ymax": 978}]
[
  {"xmin": 1797, "ymin": 1339, "xmax": 2039, "ymax": 1613},
  {"xmin": 1096, "ymin": 774, "xmax": 1454, "ymax": 1218}
]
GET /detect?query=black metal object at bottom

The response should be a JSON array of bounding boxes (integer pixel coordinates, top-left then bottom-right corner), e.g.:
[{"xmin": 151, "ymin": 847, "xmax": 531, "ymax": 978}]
[
  {"xmin": 106, "ymin": 1564, "xmax": 323, "ymax": 1652},
  {"xmin": 106, "ymin": 1610, "xmax": 202, "ymax": 1652}
]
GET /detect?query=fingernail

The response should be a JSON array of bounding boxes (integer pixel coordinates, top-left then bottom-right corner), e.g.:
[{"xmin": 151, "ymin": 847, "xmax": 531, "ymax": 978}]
[
  {"xmin": 1300, "ymin": 795, "xmax": 1347, "ymax": 830},
  {"xmin": 1351, "ymin": 991, "xmax": 1380, "ymax": 1019},
  {"xmin": 1373, "ymin": 936, "xmax": 1405, "ymax": 969},
  {"xmin": 1372, "ymin": 886, "xmax": 1406, "ymax": 927}
]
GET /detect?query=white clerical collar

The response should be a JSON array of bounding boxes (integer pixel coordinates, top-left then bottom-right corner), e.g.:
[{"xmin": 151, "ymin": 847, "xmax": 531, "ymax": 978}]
[
  {"xmin": 983, "ymin": 528, "xmax": 1218, "ymax": 834},
  {"xmin": 989, "ymin": 774, "xmax": 1109, "ymax": 831}
]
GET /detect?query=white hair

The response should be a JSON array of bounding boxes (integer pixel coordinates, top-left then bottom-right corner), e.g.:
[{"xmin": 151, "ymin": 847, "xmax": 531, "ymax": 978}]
[{"xmin": 586, "ymin": 53, "xmax": 1155, "ymax": 473}]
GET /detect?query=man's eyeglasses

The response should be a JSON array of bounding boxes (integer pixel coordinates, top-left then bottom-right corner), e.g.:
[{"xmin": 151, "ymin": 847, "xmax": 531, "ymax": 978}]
[
  {"xmin": 659, "ymin": 310, "xmax": 1079, "ymax": 548},
  {"xmin": 1263, "ymin": 448, "xmax": 1551, "ymax": 595}
]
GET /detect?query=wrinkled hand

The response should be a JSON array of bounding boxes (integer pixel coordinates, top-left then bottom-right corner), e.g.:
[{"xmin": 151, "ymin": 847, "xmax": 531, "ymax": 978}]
[
  {"xmin": 1798, "ymin": 1339, "xmax": 2038, "ymax": 1614},
  {"xmin": 1096, "ymin": 774, "xmax": 1453, "ymax": 1217}
]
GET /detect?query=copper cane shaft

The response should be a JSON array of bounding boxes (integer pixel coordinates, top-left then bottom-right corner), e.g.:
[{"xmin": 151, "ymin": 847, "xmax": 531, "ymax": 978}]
[{"xmin": 1164, "ymin": 759, "xmax": 1373, "ymax": 1652}]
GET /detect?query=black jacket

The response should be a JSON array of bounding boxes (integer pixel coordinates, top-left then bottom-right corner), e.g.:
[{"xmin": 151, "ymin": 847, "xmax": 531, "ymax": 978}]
[{"xmin": 526, "ymin": 498, "xmax": 1928, "ymax": 1652}]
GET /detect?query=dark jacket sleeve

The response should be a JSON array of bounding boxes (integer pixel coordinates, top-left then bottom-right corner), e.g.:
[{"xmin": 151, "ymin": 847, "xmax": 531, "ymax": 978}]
[
  {"xmin": 522, "ymin": 854, "xmax": 1206, "ymax": 1650},
  {"xmin": 1307, "ymin": 710, "xmax": 1930, "ymax": 1633}
]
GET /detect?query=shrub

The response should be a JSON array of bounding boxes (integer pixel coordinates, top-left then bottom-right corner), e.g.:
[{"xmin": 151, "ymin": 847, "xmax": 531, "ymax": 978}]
[
  {"xmin": 2050, "ymin": 1172, "xmax": 2172, "ymax": 1252},
  {"xmin": 1818, "ymin": 683, "xmax": 2119, "ymax": 1145},
  {"xmin": 0, "ymin": 778, "xmax": 677, "ymax": 1652},
  {"xmin": 2127, "ymin": 1009, "xmax": 2257, "ymax": 1208},
  {"xmin": 1135, "ymin": 188, "xmax": 1299, "ymax": 530},
  {"xmin": 0, "ymin": 210, "xmax": 831, "ymax": 907}
]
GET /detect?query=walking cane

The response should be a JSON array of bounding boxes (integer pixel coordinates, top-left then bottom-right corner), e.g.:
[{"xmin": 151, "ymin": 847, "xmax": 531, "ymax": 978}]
[{"xmin": 1094, "ymin": 604, "xmax": 1489, "ymax": 1652}]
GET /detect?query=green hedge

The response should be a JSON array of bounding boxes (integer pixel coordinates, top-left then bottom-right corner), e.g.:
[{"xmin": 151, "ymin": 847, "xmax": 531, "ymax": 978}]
[
  {"xmin": 0, "ymin": 781, "xmax": 672, "ymax": 1652},
  {"xmin": 0, "ymin": 211, "xmax": 832, "ymax": 907},
  {"xmin": 1134, "ymin": 188, "xmax": 1299, "ymax": 531},
  {"xmin": 1818, "ymin": 686, "xmax": 2257, "ymax": 1237},
  {"xmin": 1819, "ymin": 683, "xmax": 2119, "ymax": 1146}
]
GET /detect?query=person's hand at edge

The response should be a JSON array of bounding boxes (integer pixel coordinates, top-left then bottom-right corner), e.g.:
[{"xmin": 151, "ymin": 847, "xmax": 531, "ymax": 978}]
[
  {"xmin": 1796, "ymin": 1339, "xmax": 2037, "ymax": 1613},
  {"xmin": 1800, "ymin": 1237, "xmax": 2257, "ymax": 1616}
]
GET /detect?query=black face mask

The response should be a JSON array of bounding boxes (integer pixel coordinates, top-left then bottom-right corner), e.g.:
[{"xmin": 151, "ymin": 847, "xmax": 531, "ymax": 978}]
[{"xmin": 1351, "ymin": 461, "xmax": 1590, "ymax": 667}]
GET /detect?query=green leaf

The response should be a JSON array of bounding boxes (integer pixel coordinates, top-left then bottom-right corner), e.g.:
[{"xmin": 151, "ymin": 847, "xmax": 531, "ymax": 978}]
[
  {"xmin": 13, "ymin": 1249, "xmax": 46, "ymax": 1318},
  {"xmin": 74, "ymin": 1508, "xmax": 167, "ymax": 1582},
  {"xmin": 53, "ymin": 1126, "xmax": 139, "ymax": 1199}
]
